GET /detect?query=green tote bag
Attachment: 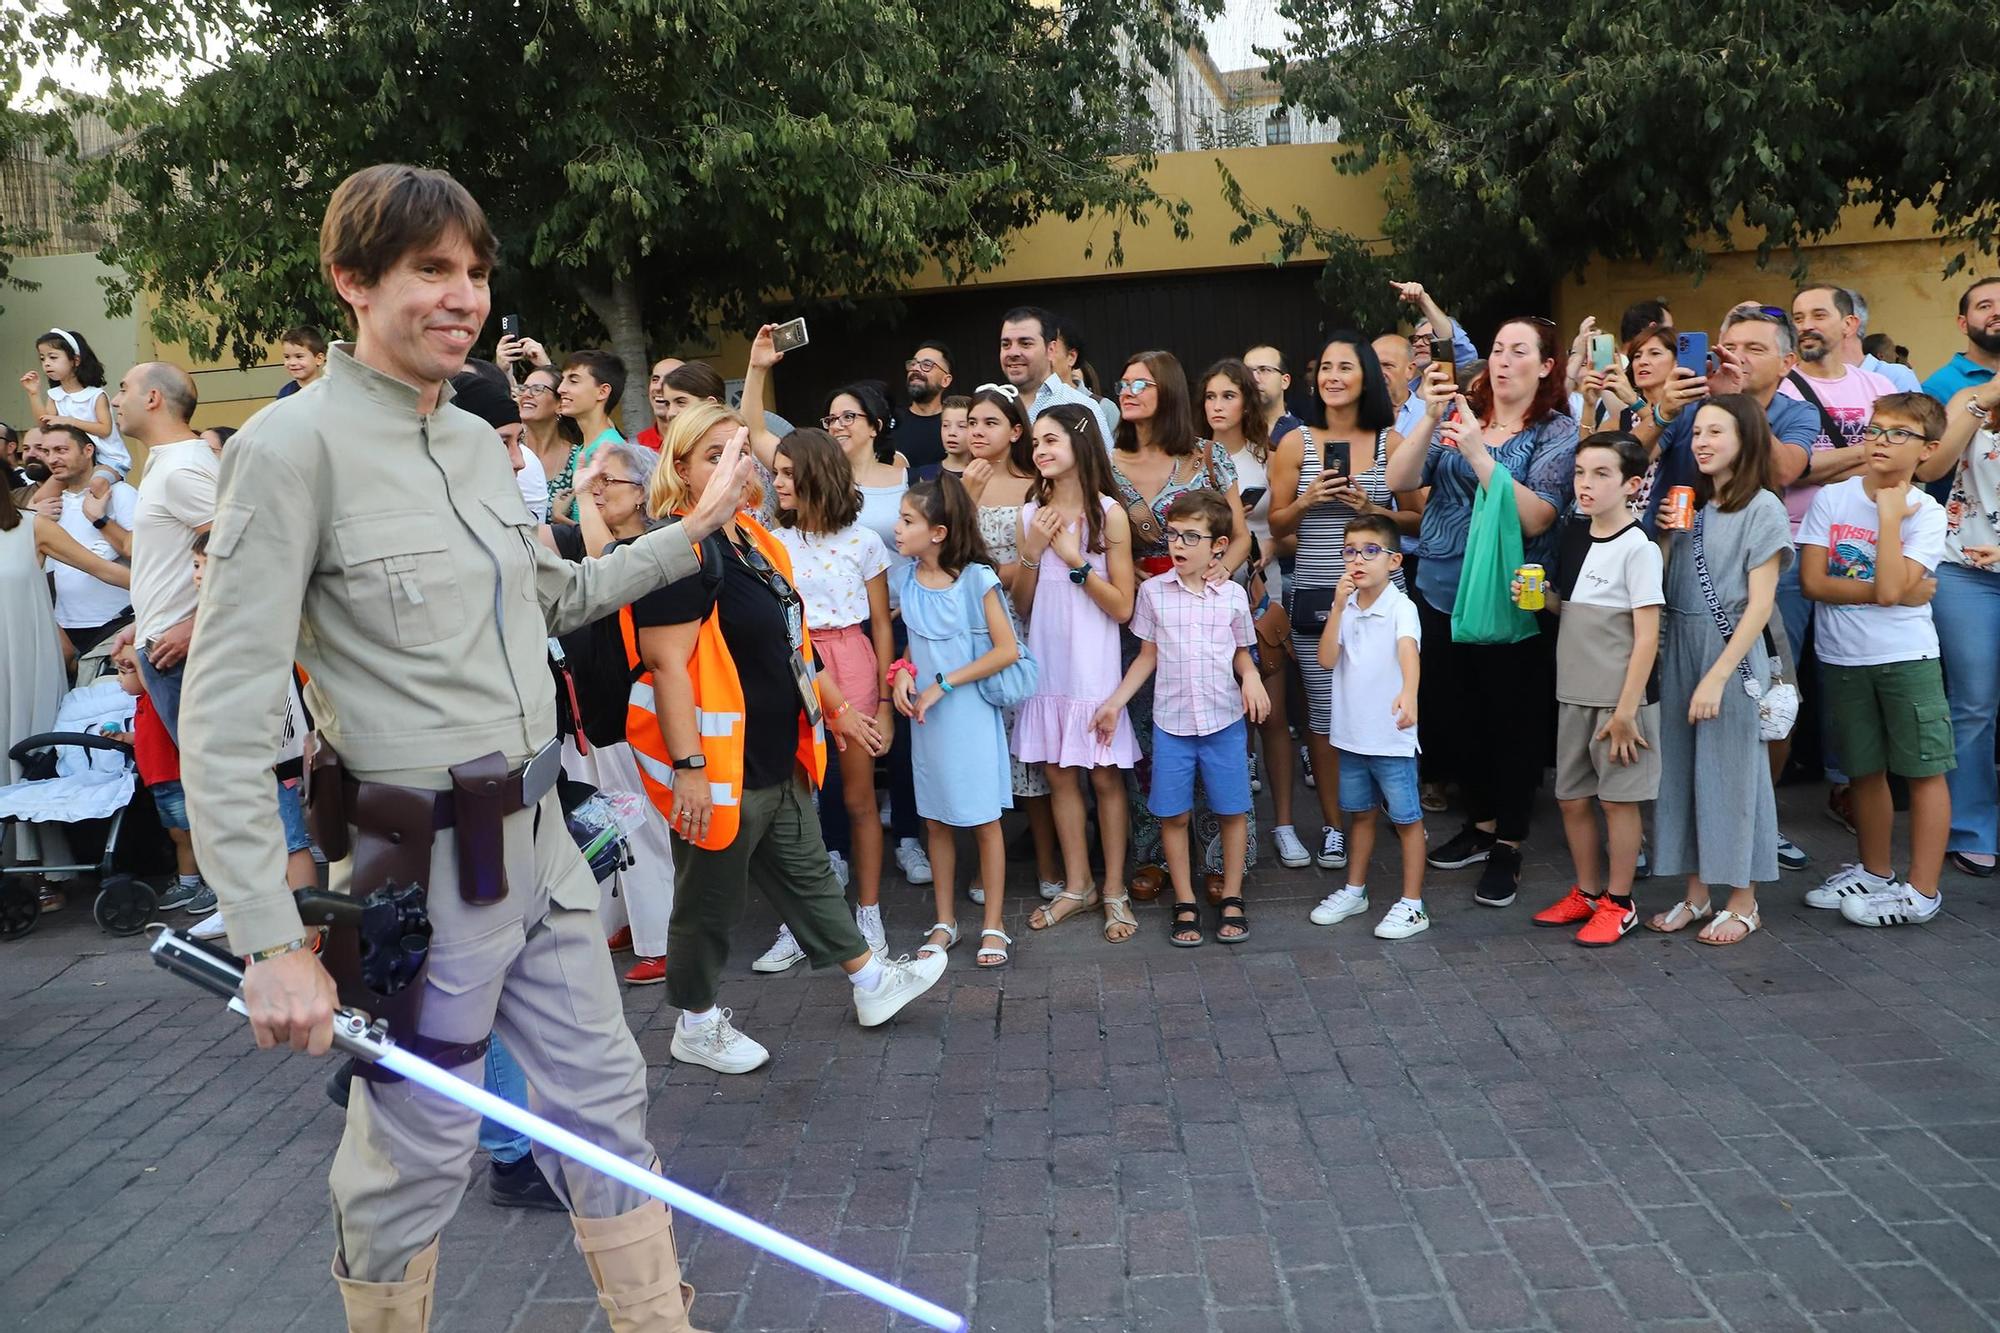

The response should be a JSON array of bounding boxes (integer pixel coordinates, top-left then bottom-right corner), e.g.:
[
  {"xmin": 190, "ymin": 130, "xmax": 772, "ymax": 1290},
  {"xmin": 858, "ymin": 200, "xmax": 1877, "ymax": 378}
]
[{"xmin": 1449, "ymin": 462, "xmax": 1540, "ymax": 645}]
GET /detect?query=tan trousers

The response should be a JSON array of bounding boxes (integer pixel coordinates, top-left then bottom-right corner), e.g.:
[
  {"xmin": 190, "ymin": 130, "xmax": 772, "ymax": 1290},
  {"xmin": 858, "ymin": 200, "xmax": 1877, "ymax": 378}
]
[{"xmin": 328, "ymin": 787, "xmax": 657, "ymax": 1281}]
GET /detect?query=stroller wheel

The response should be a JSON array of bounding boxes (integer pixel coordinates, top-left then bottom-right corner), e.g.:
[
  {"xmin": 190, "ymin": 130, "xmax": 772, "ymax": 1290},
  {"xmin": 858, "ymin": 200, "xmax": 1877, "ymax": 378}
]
[
  {"xmin": 0, "ymin": 879, "xmax": 39, "ymax": 940},
  {"xmin": 94, "ymin": 876, "xmax": 158, "ymax": 936}
]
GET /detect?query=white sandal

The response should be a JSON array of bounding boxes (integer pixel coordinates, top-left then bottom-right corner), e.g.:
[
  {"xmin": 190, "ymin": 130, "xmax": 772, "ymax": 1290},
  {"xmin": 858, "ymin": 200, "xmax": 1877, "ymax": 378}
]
[
  {"xmin": 976, "ymin": 929, "xmax": 1012, "ymax": 967},
  {"xmin": 917, "ymin": 922, "xmax": 959, "ymax": 959},
  {"xmin": 1699, "ymin": 908, "xmax": 1761, "ymax": 946},
  {"xmin": 1028, "ymin": 885, "xmax": 1100, "ymax": 931},
  {"xmin": 1646, "ymin": 899, "xmax": 1712, "ymax": 934}
]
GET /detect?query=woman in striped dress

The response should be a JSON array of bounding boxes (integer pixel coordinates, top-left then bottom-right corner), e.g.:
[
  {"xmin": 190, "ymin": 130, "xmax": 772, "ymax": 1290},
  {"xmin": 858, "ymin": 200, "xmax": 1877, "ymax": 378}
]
[{"xmin": 1266, "ymin": 334, "xmax": 1407, "ymax": 874}]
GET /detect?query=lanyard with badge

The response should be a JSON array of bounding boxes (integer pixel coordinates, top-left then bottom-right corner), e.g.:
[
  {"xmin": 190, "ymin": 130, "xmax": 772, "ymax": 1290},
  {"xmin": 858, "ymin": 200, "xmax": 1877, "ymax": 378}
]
[{"xmin": 729, "ymin": 537, "xmax": 822, "ymax": 726}]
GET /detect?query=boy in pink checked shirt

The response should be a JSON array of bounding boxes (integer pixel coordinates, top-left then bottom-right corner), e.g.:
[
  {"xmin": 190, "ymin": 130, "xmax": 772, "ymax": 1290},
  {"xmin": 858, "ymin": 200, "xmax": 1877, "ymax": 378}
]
[{"xmin": 1094, "ymin": 491, "xmax": 1269, "ymax": 946}]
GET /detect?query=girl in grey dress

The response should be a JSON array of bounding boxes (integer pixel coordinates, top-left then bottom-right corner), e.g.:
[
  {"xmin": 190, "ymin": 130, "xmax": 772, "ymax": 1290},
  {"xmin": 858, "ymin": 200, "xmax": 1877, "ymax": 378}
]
[{"xmin": 1648, "ymin": 397, "xmax": 1794, "ymax": 945}]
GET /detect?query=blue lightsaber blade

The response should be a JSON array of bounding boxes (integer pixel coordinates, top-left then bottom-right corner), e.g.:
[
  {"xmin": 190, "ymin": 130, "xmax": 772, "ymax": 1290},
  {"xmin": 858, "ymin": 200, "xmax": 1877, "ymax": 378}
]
[{"xmin": 148, "ymin": 927, "xmax": 967, "ymax": 1333}]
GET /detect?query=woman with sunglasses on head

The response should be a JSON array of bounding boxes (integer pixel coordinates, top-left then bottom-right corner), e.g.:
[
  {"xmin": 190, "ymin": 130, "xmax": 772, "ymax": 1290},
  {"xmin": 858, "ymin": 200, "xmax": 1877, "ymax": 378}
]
[
  {"xmin": 1267, "ymin": 334, "xmax": 1406, "ymax": 876},
  {"xmin": 1386, "ymin": 316, "xmax": 1581, "ymax": 908},
  {"xmin": 518, "ymin": 365, "xmax": 584, "ymax": 520},
  {"xmin": 1109, "ymin": 351, "xmax": 1255, "ymax": 906}
]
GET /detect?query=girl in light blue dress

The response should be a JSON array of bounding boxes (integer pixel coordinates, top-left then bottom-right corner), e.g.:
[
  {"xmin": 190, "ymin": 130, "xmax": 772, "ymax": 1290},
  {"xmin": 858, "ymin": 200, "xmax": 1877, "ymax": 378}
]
[{"xmin": 891, "ymin": 475, "xmax": 1023, "ymax": 967}]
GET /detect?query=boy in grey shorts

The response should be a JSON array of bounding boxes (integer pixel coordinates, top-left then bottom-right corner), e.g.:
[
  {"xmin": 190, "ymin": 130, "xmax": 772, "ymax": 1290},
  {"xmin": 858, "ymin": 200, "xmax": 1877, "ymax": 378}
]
[{"xmin": 1527, "ymin": 433, "xmax": 1663, "ymax": 946}]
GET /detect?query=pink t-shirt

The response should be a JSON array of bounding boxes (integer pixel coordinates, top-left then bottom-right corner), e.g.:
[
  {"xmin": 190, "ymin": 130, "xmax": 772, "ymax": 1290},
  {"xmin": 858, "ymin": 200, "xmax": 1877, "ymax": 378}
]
[{"xmin": 1777, "ymin": 363, "xmax": 1899, "ymax": 530}]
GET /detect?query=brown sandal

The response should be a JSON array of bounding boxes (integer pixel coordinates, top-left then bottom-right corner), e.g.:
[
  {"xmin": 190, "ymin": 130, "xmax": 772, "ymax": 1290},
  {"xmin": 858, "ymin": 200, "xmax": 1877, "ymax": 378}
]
[{"xmin": 1128, "ymin": 865, "xmax": 1165, "ymax": 902}]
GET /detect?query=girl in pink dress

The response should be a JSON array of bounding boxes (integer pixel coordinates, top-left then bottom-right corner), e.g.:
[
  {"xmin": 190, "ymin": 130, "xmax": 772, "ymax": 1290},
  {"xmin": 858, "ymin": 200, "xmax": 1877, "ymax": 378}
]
[{"xmin": 1014, "ymin": 404, "xmax": 1143, "ymax": 942}]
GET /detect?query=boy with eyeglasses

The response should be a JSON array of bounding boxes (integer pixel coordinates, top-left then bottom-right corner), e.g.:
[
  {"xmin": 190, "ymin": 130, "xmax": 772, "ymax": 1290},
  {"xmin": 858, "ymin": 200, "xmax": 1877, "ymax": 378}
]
[
  {"xmin": 1798, "ymin": 392, "xmax": 1954, "ymax": 926},
  {"xmin": 1528, "ymin": 432, "xmax": 1663, "ymax": 946},
  {"xmin": 1310, "ymin": 512, "xmax": 1428, "ymax": 940}
]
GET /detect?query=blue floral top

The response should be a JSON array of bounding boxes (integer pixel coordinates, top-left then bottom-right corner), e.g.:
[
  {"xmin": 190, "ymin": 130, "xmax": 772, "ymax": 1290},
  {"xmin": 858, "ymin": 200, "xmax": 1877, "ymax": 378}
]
[{"xmin": 1417, "ymin": 413, "xmax": 1580, "ymax": 613}]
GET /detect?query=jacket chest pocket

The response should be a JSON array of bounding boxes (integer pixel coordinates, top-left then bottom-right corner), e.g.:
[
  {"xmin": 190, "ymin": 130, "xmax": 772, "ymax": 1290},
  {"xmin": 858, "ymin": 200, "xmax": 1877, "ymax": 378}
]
[{"xmin": 333, "ymin": 512, "xmax": 466, "ymax": 647}]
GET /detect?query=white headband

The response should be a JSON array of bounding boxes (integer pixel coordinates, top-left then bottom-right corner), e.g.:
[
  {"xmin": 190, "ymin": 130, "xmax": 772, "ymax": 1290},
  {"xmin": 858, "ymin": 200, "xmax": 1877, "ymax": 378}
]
[{"xmin": 44, "ymin": 328, "xmax": 80, "ymax": 357}]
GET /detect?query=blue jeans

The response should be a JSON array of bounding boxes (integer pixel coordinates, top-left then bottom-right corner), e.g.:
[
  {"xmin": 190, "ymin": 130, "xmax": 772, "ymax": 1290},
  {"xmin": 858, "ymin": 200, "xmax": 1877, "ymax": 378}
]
[
  {"xmin": 1337, "ymin": 749, "xmax": 1424, "ymax": 826},
  {"xmin": 479, "ymin": 1038, "xmax": 531, "ymax": 1164},
  {"xmin": 137, "ymin": 652, "xmax": 185, "ymax": 747},
  {"xmin": 1934, "ymin": 562, "xmax": 2000, "ymax": 854},
  {"xmin": 1774, "ymin": 561, "xmax": 1845, "ymax": 784}
]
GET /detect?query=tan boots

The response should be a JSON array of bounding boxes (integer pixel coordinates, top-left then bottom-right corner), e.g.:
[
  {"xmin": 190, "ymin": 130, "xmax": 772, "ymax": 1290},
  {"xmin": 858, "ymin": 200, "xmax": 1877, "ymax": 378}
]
[
  {"xmin": 333, "ymin": 1238, "xmax": 438, "ymax": 1332},
  {"xmin": 572, "ymin": 1200, "xmax": 707, "ymax": 1332}
]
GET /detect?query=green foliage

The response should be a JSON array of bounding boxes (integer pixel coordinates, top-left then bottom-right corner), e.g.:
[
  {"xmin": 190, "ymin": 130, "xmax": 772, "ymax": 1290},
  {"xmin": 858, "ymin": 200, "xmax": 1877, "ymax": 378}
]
[
  {"xmin": 1227, "ymin": 0, "xmax": 2000, "ymax": 310},
  {"xmin": 31, "ymin": 0, "xmax": 1210, "ymax": 369}
]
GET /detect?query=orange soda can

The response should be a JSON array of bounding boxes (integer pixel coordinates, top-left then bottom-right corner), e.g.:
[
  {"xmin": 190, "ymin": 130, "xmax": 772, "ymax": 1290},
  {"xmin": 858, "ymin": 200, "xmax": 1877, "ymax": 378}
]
[
  {"xmin": 1514, "ymin": 564, "xmax": 1546, "ymax": 611},
  {"xmin": 1661, "ymin": 485, "xmax": 1695, "ymax": 531}
]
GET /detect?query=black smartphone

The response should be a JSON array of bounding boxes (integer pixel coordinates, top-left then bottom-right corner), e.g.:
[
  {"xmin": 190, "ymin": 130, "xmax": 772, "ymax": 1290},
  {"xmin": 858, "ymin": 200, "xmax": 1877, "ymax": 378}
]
[
  {"xmin": 1240, "ymin": 486, "xmax": 1267, "ymax": 510},
  {"xmin": 500, "ymin": 313, "xmax": 522, "ymax": 341},
  {"xmin": 1429, "ymin": 336, "xmax": 1453, "ymax": 368},
  {"xmin": 1323, "ymin": 440, "xmax": 1351, "ymax": 478}
]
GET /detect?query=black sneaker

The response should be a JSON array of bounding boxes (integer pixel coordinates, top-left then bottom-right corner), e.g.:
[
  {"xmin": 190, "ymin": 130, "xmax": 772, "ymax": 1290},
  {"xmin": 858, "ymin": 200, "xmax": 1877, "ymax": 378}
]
[
  {"xmin": 1428, "ymin": 823, "xmax": 1496, "ymax": 870},
  {"xmin": 488, "ymin": 1154, "xmax": 566, "ymax": 1211},
  {"xmin": 1475, "ymin": 844, "xmax": 1521, "ymax": 907}
]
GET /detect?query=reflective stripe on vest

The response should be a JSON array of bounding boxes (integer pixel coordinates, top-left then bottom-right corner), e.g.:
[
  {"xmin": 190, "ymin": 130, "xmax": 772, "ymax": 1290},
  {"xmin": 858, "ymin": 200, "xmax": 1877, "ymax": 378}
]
[{"xmin": 619, "ymin": 517, "xmax": 826, "ymax": 851}]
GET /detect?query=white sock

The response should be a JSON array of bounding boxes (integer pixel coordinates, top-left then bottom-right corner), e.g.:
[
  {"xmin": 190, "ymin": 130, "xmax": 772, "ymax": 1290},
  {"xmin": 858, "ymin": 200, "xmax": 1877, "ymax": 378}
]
[
  {"xmin": 678, "ymin": 1008, "xmax": 717, "ymax": 1033},
  {"xmin": 1274, "ymin": 824, "xmax": 1295, "ymax": 836},
  {"xmin": 179, "ymin": 873, "xmax": 202, "ymax": 890},
  {"xmin": 849, "ymin": 954, "xmax": 885, "ymax": 992},
  {"xmin": 1857, "ymin": 866, "xmax": 1892, "ymax": 888},
  {"xmin": 1402, "ymin": 896, "xmax": 1424, "ymax": 911},
  {"xmin": 1344, "ymin": 884, "xmax": 1367, "ymax": 897}
]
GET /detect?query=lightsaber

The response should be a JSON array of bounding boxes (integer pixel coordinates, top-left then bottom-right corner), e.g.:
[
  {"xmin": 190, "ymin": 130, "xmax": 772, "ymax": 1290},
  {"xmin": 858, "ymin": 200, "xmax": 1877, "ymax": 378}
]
[{"xmin": 149, "ymin": 928, "xmax": 967, "ymax": 1333}]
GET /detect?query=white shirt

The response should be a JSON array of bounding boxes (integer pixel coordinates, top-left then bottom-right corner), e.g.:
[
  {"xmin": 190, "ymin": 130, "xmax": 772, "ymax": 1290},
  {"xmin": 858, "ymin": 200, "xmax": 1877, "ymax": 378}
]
[
  {"xmin": 51, "ymin": 481, "xmax": 139, "ymax": 628},
  {"xmin": 1327, "ymin": 582, "xmax": 1422, "ymax": 757},
  {"xmin": 1797, "ymin": 476, "xmax": 1948, "ymax": 667},
  {"xmin": 130, "ymin": 439, "xmax": 218, "ymax": 645},
  {"xmin": 774, "ymin": 522, "xmax": 891, "ymax": 630},
  {"xmin": 515, "ymin": 447, "xmax": 549, "ymax": 522},
  {"xmin": 48, "ymin": 383, "xmax": 131, "ymax": 472}
]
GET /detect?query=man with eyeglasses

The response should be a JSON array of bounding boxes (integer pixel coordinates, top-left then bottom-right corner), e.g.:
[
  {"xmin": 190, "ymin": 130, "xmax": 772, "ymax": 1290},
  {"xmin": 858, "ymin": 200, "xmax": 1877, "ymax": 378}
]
[
  {"xmin": 998, "ymin": 306, "xmax": 1118, "ymax": 444},
  {"xmin": 886, "ymin": 340, "xmax": 954, "ymax": 478},
  {"xmin": 1395, "ymin": 280, "xmax": 1477, "ymax": 383},
  {"xmin": 1244, "ymin": 344, "xmax": 1305, "ymax": 445}
]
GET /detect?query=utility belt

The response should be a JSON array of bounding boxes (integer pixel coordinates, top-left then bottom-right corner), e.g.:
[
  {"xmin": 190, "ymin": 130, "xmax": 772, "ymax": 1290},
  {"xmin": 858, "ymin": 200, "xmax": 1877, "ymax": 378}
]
[{"xmin": 301, "ymin": 733, "xmax": 563, "ymax": 1084}]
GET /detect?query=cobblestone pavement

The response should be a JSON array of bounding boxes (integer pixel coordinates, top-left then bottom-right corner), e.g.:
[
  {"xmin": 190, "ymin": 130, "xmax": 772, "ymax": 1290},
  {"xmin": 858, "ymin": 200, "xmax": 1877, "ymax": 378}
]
[{"xmin": 3, "ymin": 781, "xmax": 1998, "ymax": 1333}]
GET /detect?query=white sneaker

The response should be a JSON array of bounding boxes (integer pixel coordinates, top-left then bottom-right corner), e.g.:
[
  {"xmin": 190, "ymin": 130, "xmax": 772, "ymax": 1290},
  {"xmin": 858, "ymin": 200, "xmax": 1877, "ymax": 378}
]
[
  {"xmin": 895, "ymin": 838, "xmax": 933, "ymax": 885},
  {"xmin": 853, "ymin": 951, "xmax": 947, "ymax": 1027},
  {"xmin": 828, "ymin": 851, "xmax": 850, "ymax": 889},
  {"xmin": 189, "ymin": 912, "xmax": 230, "ymax": 942},
  {"xmin": 1840, "ymin": 882, "xmax": 1941, "ymax": 928},
  {"xmin": 1310, "ymin": 886, "xmax": 1368, "ymax": 926},
  {"xmin": 1317, "ymin": 827, "xmax": 1348, "ymax": 870},
  {"xmin": 1373, "ymin": 899, "xmax": 1431, "ymax": 940},
  {"xmin": 1249, "ymin": 751, "xmax": 1262, "ymax": 794},
  {"xmin": 1805, "ymin": 862, "xmax": 1888, "ymax": 910},
  {"xmin": 670, "ymin": 1009, "xmax": 770, "ymax": 1074},
  {"xmin": 971, "ymin": 879, "xmax": 1056, "ymax": 906},
  {"xmin": 751, "ymin": 924, "xmax": 805, "ymax": 973},
  {"xmin": 1273, "ymin": 825, "xmax": 1312, "ymax": 869},
  {"xmin": 855, "ymin": 904, "xmax": 887, "ymax": 956}
]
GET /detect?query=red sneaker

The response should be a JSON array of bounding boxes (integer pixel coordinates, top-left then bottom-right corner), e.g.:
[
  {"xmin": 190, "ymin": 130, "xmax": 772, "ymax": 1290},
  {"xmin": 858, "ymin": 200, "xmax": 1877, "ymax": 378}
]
[
  {"xmin": 606, "ymin": 926, "xmax": 633, "ymax": 953},
  {"xmin": 1532, "ymin": 885, "xmax": 1596, "ymax": 927},
  {"xmin": 1574, "ymin": 896, "xmax": 1637, "ymax": 947},
  {"xmin": 623, "ymin": 956, "xmax": 667, "ymax": 985}
]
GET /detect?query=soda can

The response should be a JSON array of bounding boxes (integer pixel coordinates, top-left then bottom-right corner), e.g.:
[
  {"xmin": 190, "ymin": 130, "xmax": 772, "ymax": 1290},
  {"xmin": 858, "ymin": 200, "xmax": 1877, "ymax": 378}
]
[
  {"xmin": 1515, "ymin": 564, "xmax": 1546, "ymax": 611},
  {"xmin": 1661, "ymin": 485, "xmax": 1695, "ymax": 531}
]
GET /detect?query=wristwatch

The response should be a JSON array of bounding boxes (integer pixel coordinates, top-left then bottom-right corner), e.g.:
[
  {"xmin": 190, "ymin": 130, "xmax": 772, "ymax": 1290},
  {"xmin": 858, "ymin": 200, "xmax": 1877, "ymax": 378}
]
[
  {"xmin": 671, "ymin": 753, "xmax": 707, "ymax": 771},
  {"xmin": 1069, "ymin": 562, "xmax": 1091, "ymax": 585},
  {"xmin": 92, "ymin": 514, "xmax": 110, "ymax": 530},
  {"xmin": 935, "ymin": 672, "xmax": 955, "ymax": 694}
]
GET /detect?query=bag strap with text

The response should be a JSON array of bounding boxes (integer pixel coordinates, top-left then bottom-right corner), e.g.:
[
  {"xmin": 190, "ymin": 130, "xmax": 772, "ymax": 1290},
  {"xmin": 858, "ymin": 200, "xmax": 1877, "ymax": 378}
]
[{"xmin": 1690, "ymin": 510, "xmax": 1776, "ymax": 694}]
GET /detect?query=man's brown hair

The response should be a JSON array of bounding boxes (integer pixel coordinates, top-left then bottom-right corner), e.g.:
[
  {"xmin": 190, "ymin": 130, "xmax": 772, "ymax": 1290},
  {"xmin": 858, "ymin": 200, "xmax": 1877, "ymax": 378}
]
[{"xmin": 320, "ymin": 164, "xmax": 498, "ymax": 309}]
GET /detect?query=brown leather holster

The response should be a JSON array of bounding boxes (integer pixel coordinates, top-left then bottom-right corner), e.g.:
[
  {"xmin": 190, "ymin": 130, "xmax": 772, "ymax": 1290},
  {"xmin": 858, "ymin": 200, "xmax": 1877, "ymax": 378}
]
[{"xmin": 448, "ymin": 750, "xmax": 512, "ymax": 906}]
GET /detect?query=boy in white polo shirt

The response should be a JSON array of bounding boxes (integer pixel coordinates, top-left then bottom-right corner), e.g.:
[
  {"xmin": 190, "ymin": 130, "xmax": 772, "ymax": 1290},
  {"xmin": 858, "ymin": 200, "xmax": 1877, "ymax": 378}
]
[
  {"xmin": 1309, "ymin": 513, "xmax": 1427, "ymax": 939},
  {"xmin": 1798, "ymin": 392, "xmax": 1953, "ymax": 927}
]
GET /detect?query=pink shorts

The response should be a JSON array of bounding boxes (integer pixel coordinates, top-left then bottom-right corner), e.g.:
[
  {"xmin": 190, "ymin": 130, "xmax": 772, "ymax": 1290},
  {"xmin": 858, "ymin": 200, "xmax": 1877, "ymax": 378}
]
[{"xmin": 814, "ymin": 623, "xmax": 880, "ymax": 715}]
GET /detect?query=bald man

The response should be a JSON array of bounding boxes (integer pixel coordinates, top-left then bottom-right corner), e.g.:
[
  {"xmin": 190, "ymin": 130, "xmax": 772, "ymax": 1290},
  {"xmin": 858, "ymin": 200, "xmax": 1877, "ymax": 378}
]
[{"xmin": 114, "ymin": 361, "xmax": 214, "ymax": 740}]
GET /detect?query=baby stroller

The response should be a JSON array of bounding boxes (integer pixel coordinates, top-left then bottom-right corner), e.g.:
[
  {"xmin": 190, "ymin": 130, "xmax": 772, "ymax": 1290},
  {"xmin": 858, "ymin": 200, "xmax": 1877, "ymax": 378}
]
[{"xmin": 0, "ymin": 679, "xmax": 174, "ymax": 939}]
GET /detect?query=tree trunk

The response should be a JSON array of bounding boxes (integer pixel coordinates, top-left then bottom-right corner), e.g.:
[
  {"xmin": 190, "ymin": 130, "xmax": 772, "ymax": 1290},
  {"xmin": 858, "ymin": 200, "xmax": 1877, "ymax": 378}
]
[{"xmin": 579, "ymin": 274, "xmax": 652, "ymax": 437}]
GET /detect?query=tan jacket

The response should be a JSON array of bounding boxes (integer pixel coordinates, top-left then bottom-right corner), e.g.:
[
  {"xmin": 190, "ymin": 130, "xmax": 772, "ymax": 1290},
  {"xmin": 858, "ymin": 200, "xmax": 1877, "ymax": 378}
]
[{"xmin": 181, "ymin": 347, "xmax": 700, "ymax": 956}]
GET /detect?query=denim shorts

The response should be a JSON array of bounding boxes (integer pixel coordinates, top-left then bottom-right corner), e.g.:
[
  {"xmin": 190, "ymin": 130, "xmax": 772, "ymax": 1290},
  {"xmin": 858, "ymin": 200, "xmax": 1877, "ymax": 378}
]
[
  {"xmin": 1336, "ymin": 749, "xmax": 1423, "ymax": 826},
  {"xmin": 276, "ymin": 776, "xmax": 312, "ymax": 854},
  {"xmin": 1149, "ymin": 717, "xmax": 1252, "ymax": 818},
  {"xmin": 150, "ymin": 779, "xmax": 189, "ymax": 830}
]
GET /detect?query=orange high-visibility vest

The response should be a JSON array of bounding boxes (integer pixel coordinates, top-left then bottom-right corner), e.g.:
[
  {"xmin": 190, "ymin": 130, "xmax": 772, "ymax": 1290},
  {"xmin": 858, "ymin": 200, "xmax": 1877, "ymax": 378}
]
[{"xmin": 622, "ymin": 516, "xmax": 828, "ymax": 850}]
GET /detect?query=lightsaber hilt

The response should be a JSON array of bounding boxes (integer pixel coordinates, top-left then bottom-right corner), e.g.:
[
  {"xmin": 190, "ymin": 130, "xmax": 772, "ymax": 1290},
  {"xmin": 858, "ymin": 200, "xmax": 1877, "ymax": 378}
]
[{"xmin": 146, "ymin": 927, "xmax": 967, "ymax": 1332}]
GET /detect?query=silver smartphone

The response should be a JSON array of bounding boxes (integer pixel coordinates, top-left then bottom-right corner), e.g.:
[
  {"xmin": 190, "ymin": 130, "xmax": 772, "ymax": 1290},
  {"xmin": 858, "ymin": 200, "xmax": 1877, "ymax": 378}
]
[{"xmin": 771, "ymin": 318, "xmax": 809, "ymax": 354}]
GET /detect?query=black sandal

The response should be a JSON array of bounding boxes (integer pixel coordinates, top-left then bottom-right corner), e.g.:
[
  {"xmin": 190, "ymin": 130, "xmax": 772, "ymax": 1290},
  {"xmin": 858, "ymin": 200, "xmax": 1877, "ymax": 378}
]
[
  {"xmin": 1169, "ymin": 900, "xmax": 1204, "ymax": 948},
  {"xmin": 1216, "ymin": 896, "xmax": 1250, "ymax": 944}
]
